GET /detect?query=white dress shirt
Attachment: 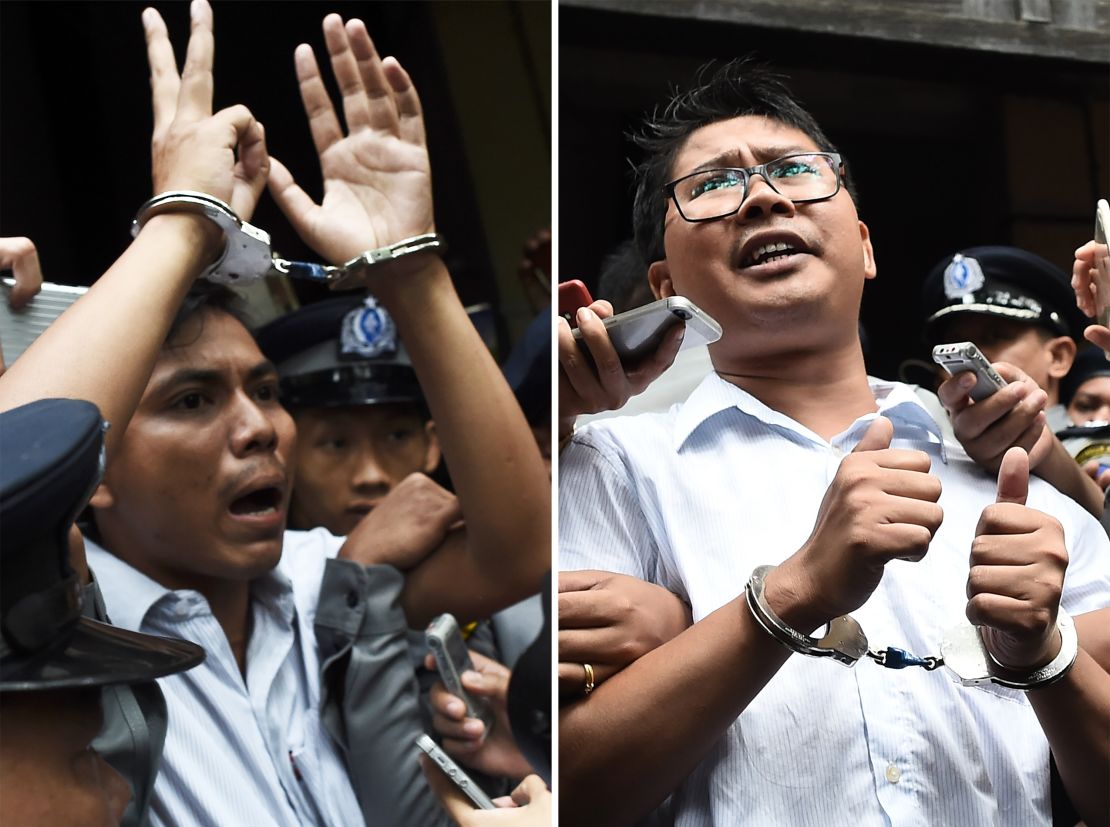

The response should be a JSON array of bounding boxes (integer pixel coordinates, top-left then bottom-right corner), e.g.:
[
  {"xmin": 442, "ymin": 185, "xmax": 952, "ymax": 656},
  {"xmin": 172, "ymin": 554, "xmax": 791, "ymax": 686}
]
[
  {"xmin": 87, "ymin": 529, "xmax": 365, "ymax": 827},
  {"xmin": 560, "ymin": 373, "xmax": 1110, "ymax": 827}
]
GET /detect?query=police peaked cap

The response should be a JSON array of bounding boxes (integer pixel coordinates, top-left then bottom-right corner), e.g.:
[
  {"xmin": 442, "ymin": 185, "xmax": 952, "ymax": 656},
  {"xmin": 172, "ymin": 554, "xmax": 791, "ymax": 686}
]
[
  {"xmin": 921, "ymin": 246, "xmax": 1087, "ymax": 343},
  {"xmin": 255, "ymin": 295, "xmax": 423, "ymax": 409},
  {"xmin": 0, "ymin": 399, "xmax": 203, "ymax": 691}
]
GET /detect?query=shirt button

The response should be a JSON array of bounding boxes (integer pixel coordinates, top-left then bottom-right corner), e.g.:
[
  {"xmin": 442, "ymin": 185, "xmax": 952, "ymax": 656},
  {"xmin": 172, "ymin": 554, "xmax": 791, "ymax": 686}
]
[{"xmin": 885, "ymin": 763, "xmax": 902, "ymax": 784}]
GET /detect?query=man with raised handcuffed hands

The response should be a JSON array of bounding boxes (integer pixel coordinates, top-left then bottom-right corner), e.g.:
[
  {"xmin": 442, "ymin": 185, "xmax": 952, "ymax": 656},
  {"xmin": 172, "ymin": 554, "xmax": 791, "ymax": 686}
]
[
  {"xmin": 0, "ymin": 3, "xmax": 548, "ymax": 825},
  {"xmin": 558, "ymin": 59, "xmax": 1110, "ymax": 827}
]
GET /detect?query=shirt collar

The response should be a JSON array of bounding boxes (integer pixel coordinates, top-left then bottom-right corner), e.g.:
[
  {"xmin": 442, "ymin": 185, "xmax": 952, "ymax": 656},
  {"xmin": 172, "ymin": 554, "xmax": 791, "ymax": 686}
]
[
  {"xmin": 83, "ymin": 535, "xmax": 297, "ymax": 631},
  {"xmin": 674, "ymin": 373, "xmax": 947, "ymax": 462},
  {"xmin": 83, "ymin": 536, "xmax": 174, "ymax": 631}
]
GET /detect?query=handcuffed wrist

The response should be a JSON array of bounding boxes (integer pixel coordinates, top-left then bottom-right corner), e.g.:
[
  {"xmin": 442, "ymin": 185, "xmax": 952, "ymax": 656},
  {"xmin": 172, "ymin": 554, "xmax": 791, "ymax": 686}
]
[
  {"xmin": 328, "ymin": 233, "xmax": 447, "ymax": 290},
  {"xmin": 132, "ymin": 191, "xmax": 273, "ymax": 285},
  {"xmin": 745, "ymin": 565, "xmax": 869, "ymax": 666},
  {"xmin": 942, "ymin": 610, "xmax": 1078, "ymax": 691}
]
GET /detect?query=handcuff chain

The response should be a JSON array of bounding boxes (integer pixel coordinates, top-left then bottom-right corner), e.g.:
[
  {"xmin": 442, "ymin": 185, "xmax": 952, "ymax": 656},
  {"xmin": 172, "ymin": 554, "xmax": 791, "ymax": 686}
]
[{"xmin": 866, "ymin": 647, "xmax": 944, "ymax": 671}]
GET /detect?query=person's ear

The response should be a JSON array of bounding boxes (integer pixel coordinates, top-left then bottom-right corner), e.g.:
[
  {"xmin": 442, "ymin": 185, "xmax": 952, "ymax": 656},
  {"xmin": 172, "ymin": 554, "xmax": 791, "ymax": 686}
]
[
  {"xmin": 858, "ymin": 220, "xmax": 877, "ymax": 280},
  {"xmin": 422, "ymin": 420, "xmax": 442, "ymax": 474},
  {"xmin": 1046, "ymin": 335, "xmax": 1077, "ymax": 379},
  {"xmin": 648, "ymin": 260, "xmax": 675, "ymax": 300}
]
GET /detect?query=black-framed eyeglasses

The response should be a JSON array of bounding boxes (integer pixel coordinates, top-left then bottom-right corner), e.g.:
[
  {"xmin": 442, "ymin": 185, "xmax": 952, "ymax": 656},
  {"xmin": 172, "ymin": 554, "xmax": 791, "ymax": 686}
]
[{"xmin": 663, "ymin": 152, "xmax": 843, "ymax": 223}]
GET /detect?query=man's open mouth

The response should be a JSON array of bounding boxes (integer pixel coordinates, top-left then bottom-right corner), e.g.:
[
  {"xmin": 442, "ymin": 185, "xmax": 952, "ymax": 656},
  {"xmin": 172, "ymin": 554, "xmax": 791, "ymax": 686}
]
[
  {"xmin": 228, "ymin": 486, "xmax": 283, "ymax": 517},
  {"xmin": 742, "ymin": 241, "xmax": 802, "ymax": 267}
]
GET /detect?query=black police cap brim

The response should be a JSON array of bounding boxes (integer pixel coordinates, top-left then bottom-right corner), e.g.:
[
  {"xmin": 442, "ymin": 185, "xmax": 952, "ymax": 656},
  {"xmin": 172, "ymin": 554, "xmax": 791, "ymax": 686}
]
[{"xmin": 1, "ymin": 616, "xmax": 204, "ymax": 692}]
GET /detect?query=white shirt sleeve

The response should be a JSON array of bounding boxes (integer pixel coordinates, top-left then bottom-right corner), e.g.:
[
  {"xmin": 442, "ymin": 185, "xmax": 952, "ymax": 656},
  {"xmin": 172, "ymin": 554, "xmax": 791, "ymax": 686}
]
[{"xmin": 558, "ymin": 428, "xmax": 661, "ymax": 582}]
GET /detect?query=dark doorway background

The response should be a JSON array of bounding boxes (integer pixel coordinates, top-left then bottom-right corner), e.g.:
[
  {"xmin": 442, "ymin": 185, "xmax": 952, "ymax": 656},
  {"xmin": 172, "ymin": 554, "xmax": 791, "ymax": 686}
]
[
  {"xmin": 559, "ymin": 5, "xmax": 1108, "ymax": 381},
  {"xmin": 1, "ymin": 0, "xmax": 551, "ymax": 350}
]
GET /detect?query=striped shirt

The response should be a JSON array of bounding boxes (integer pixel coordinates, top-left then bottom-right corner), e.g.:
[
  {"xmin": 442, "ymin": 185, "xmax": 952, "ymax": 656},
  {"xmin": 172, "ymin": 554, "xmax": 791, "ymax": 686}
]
[
  {"xmin": 87, "ymin": 529, "xmax": 365, "ymax": 827},
  {"xmin": 560, "ymin": 373, "xmax": 1110, "ymax": 827}
]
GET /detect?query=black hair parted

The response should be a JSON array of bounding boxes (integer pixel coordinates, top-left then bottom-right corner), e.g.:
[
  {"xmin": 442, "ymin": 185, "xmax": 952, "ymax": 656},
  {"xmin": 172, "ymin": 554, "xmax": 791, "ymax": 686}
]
[
  {"xmin": 630, "ymin": 57, "xmax": 859, "ymax": 266},
  {"xmin": 164, "ymin": 281, "xmax": 252, "ymax": 349}
]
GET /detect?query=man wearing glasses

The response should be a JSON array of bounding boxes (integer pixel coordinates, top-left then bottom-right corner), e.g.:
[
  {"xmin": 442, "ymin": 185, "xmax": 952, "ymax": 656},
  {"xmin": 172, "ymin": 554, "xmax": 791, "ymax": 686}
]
[{"xmin": 558, "ymin": 59, "xmax": 1110, "ymax": 826}]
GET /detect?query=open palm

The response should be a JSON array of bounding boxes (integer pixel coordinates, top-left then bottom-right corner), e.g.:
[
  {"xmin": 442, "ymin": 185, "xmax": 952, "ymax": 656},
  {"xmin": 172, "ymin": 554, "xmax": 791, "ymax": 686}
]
[{"xmin": 269, "ymin": 15, "xmax": 435, "ymax": 266}]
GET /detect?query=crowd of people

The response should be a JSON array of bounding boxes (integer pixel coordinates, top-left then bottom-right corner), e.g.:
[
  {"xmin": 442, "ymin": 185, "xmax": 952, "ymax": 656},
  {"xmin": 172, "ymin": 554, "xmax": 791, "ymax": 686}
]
[{"xmin": 3, "ymin": 5, "xmax": 1109, "ymax": 827}]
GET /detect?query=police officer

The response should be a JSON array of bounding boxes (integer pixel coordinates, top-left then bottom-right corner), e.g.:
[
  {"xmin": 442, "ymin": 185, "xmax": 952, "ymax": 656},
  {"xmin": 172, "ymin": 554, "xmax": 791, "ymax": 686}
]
[
  {"xmin": 256, "ymin": 295, "xmax": 442, "ymax": 538},
  {"xmin": 0, "ymin": 398, "xmax": 203, "ymax": 826},
  {"xmin": 921, "ymin": 245, "xmax": 1089, "ymax": 431}
]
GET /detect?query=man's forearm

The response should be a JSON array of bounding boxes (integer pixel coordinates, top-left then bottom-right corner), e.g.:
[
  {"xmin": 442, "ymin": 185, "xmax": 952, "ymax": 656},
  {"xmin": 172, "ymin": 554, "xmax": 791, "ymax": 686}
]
[
  {"xmin": 560, "ymin": 594, "xmax": 791, "ymax": 827},
  {"xmin": 0, "ymin": 216, "xmax": 215, "ymax": 456},
  {"xmin": 1028, "ymin": 648, "xmax": 1110, "ymax": 827},
  {"xmin": 374, "ymin": 259, "xmax": 550, "ymax": 617}
]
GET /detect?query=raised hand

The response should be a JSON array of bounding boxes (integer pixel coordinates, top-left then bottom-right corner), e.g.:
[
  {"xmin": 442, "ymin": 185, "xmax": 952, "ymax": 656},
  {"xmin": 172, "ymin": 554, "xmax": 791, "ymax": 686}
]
[
  {"xmin": 557, "ymin": 299, "xmax": 684, "ymax": 438},
  {"xmin": 766, "ymin": 416, "xmax": 944, "ymax": 631},
  {"xmin": 268, "ymin": 15, "xmax": 434, "ymax": 266},
  {"xmin": 937, "ymin": 361, "xmax": 1053, "ymax": 473},
  {"xmin": 143, "ymin": 0, "xmax": 267, "ymax": 222},
  {"xmin": 557, "ymin": 570, "xmax": 691, "ymax": 698},
  {"xmin": 1072, "ymin": 239, "xmax": 1110, "ymax": 353},
  {"xmin": 969, "ymin": 447, "xmax": 1069, "ymax": 669}
]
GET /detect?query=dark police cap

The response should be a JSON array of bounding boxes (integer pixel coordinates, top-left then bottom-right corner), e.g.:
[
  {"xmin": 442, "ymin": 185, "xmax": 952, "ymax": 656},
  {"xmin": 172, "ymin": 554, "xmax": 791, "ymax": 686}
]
[
  {"xmin": 1061, "ymin": 346, "xmax": 1110, "ymax": 408},
  {"xmin": 921, "ymin": 246, "xmax": 1087, "ymax": 342},
  {"xmin": 1, "ymin": 399, "xmax": 204, "ymax": 692},
  {"xmin": 255, "ymin": 295, "xmax": 422, "ymax": 409}
]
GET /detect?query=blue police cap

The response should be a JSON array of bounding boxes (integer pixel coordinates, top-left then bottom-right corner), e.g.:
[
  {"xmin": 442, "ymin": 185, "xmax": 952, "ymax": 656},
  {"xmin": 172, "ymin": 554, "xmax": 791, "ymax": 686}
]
[
  {"xmin": 0, "ymin": 399, "xmax": 203, "ymax": 691},
  {"xmin": 921, "ymin": 246, "xmax": 1087, "ymax": 343},
  {"xmin": 255, "ymin": 295, "xmax": 423, "ymax": 409}
]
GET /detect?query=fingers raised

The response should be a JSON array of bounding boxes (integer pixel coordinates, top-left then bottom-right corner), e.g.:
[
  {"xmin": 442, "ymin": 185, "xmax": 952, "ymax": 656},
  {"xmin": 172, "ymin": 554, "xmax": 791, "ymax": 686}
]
[
  {"xmin": 995, "ymin": 446, "xmax": 1029, "ymax": 505},
  {"xmin": 346, "ymin": 18, "xmax": 401, "ymax": 134},
  {"xmin": 322, "ymin": 14, "xmax": 373, "ymax": 133},
  {"xmin": 142, "ymin": 7, "xmax": 180, "ymax": 134},
  {"xmin": 294, "ymin": 42, "xmax": 344, "ymax": 155},
  {"xmin": 382, "ymin": 56, "xmax": 426, "ymax": 146},
  {"xmin": 176, "ymin": 0, "xmax": 215, "ymax": 122}
]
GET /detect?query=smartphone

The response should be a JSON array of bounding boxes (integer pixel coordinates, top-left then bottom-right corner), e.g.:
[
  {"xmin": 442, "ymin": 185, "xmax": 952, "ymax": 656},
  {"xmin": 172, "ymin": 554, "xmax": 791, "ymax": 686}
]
[
  {"xmin": 1095, "ymin": 199, "xmax": 1110, "ymax": 330},
  {"xmin": 416, "ymin": 734, "xmax": 496, "ymax": 810},
  {"xmin": 573, "ymin": 296, "xmax": 723, "ymax": 364},
  {"xmin": 932, "ymin": 341, "xmax": 1007, "ymax": 401},
  {"xmin": 558, "ymin": 279, "xmax": 593, "ymax": 325},
  {"xmin": 425, "ymin": 614, "xmax": 494, "ymax": 732},
  {"xmin": 0, "ymin": 278, "xmax": 87, "ymax": 365}
]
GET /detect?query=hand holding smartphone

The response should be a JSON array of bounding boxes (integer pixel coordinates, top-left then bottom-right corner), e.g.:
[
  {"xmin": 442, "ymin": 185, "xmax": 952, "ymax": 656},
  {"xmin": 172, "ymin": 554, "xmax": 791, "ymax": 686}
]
[
  {"xmin": 426, "ymin": 613, "xmax": 495, "ymax": 733},
  {"xmin": 932, "ymin": 341, "xmax": 1007, "ymax": 401},
  {"xmin": 558, "ymin": 279, "xmax": 722, "ymax": 365},
  {"xmin": 416, "ymin": 733, "xmax": 496, "ymax": 810}
]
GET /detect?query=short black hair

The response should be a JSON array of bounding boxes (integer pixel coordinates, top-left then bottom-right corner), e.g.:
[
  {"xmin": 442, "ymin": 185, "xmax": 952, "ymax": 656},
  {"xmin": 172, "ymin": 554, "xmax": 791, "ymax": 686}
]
[
  {"xmin": 596, "ymin": 239, "xmax": 652, "ymax": 314},
  {"xmin": 164, "ymin": 282, "xmax": 251, "ymax": 349},
  {"xmin": 631, "ymin": 57, "xmax": 858, "ymax": 265}
]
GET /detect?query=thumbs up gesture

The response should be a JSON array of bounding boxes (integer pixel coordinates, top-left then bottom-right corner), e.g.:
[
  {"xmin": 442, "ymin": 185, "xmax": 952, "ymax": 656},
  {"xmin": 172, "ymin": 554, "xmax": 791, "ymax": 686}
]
[
  {"xmin": 767, "ymin": 417, "xmax": 943, "ymax": 632},
  {"xmin": 968, "ymin": 447, "xmax": 1069, "ymax": 670}
]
